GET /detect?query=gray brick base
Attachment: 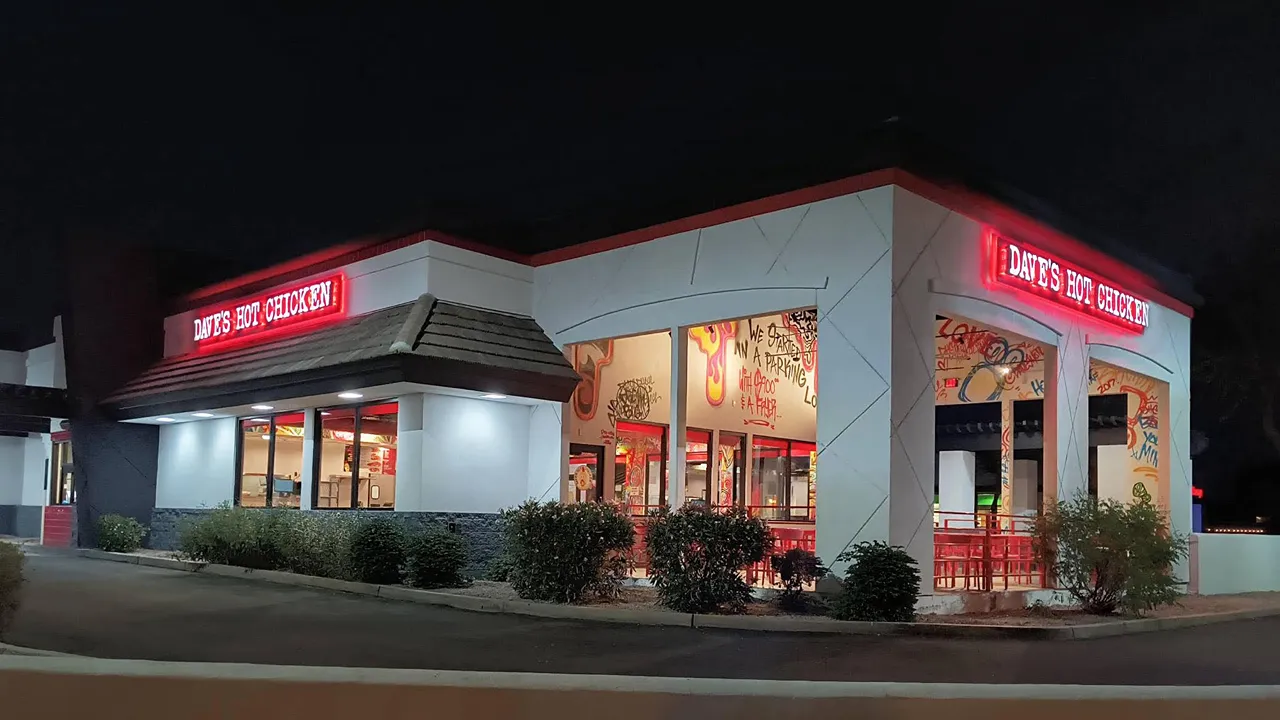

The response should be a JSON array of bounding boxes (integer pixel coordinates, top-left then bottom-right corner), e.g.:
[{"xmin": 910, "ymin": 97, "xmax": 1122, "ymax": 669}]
[{"xmin": 148, "ymin": 508, "xmax": 502, "ymax": 577}]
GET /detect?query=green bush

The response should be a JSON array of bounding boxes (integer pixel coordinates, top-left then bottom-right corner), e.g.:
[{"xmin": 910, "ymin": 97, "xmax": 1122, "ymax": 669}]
[
  {"xmin": 277, "ymin": 512, "xmax": 358, "ymax": 580},
  {"xmin": 348, "ymin": 516, "xmax": 407, "ymax": 585},
  {"xmin": 1033, "ymin": 493, "xmax": 1188, "ymax": 616},
  {"xmin": 486, "ymin": 553, "xmax": 513, "ymax": 582},
  {"xmin": 501, "ymin": 500, "xmax": 635, "ymax": 603},
  {"xmin": 770, "ymin": 548, "xmax": 827, "ymax": 612},
  {"xmin": 95, "ymin": 514, "xmax": 147, "ymax": 553},
  {"xmin": 0, "ymin": 543, "xmax": 23, "ymax": 639},
  {"xmin": 831, "ymin": 541, "xmax": 920, "ymax": 622},
  {"xmin": 177, "ymin": 505, "xmax": 291, "ymax": 570},
  {"xmin": 645, "ymin": 505, "xmax": 773, "ymax": 614},
  {"xmin": 405, "ymin": 527, "xmax": 469, "ymax": 589}
]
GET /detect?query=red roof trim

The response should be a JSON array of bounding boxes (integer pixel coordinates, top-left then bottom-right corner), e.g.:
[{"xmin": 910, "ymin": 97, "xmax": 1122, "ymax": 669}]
[{"xmin": 178, "ymin": 167, "xmax": 1192, "ymax": 319}]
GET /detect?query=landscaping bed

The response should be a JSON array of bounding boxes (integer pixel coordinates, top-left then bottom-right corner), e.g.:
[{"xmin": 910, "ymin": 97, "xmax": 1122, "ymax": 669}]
[{"xmin": 922, "ymin": 592, "xmax": 1280, "ymax": 626}]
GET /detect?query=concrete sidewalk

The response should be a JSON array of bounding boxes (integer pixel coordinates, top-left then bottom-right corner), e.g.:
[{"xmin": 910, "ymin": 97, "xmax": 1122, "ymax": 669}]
[{"xmin": 7, "ymin": 549, "xmax": 1280, "ymax": 684}]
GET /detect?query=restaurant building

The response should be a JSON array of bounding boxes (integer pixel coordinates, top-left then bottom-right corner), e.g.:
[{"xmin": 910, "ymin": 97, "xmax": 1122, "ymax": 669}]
[{"xmin": 3, "ymin": 162, "xmax": 1204, "ymax": 596}]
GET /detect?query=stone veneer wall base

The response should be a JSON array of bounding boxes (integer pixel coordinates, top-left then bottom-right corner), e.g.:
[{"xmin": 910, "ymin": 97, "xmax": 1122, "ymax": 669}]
[{"xmin": 148, "ymin": 508, "xmax": 502, "ymax": 577}]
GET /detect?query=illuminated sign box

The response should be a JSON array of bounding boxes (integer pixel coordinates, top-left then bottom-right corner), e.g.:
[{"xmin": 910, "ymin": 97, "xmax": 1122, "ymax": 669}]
[
  {"xmin": 989, "ymin": 232, "xmax": 1148, "ymax": 333},
  {"xmin": 192, "ymin": 272, "xmax": 347, "ymax": 350}
]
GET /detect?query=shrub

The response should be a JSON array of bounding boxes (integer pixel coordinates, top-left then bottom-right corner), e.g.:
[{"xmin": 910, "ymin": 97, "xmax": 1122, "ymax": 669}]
[
  {"xmin": 277, "ymin": 512, "xmax": 358, "ymax": 580},
  {"xmin": 770, "ymin": 548, "xmax": 827, "ymax": 612},
  {"xmin": 405, "ymin": 527, "xmax": 469, "ymax": 589},
  {"xmin": 486, "ymin": 553, "xmax": 513, "ymax": 582},
  {"xmin": 1033, "ymin": 493, "xmax": 1188, "ymax": 616},
  {"xmin": 95, "ymin": 514, "xmax": 147, "ymax": 553},
  {"xmin": 645, "ymin": 505, "xmax": 773, "ymax": 614},
  {"xmin": 831, "ymin": 541, "xmax": 920, "ymax": 622},
  {"xmin": 0, "ymin": 543, "xmax": 23, "ymax": 639},
  {"xmin": 501, "ymin": 500, "xmax": 635, "ymax": 603},
  {"xmin": 177, "ymin": 505, "xmax": 291, "ymax": 569},
  {"xmin": 348, "ymin": 516, "xmax": 408, "ymax": 585}
]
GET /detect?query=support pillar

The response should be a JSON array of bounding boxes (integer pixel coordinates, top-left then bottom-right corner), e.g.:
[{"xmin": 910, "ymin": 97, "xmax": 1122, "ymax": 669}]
[
  {"xmin": 667, "ymin": 326, "xmax": 688, "ymax": 507},
  {"xmin": 1043, "ymin": 331, "xmax": 1091, "ymax": 508},
  {"xmin": 937, "ymin": 451, "xmax": 976, "ymax": 528},
  {"xmin": 1012, "ymin": 459, "xmax": 1038, "ymax": 516},
  {"xmin": 395, "ymin": 394, "xmax": 424, "ymax": 511},
  {"xmin": 999, "ymin": 397, "xmax": 1014, "ymax": 525},
  {"xmin": 298, "ymin": 410, "xmax": 317, "ymax": 510}
]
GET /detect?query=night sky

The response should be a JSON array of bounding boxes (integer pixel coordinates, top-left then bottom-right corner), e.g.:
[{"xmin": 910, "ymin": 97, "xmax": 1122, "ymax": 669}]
[{"xmin": 3, "ymin": 4, "xmax": 1279, "ymax": 501}]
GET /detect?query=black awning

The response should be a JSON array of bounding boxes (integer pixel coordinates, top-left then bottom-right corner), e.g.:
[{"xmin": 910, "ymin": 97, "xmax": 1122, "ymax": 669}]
[
  {"xmin": 0, "ymin": 383, "xmax": 69, "ymax": 421},
  {"xmin": 103, "ymin": 294, "xmax": 580, "ymax": 418}
]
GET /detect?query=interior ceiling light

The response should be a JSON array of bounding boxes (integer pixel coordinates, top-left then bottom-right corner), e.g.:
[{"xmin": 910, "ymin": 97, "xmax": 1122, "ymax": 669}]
[
  {"xmin": 251, "ymin": 404, "xmax": 274, "ymax": 411},
  {"xmin": 337, "ymin": 392, "xmax": 363, "ymax": 400}
]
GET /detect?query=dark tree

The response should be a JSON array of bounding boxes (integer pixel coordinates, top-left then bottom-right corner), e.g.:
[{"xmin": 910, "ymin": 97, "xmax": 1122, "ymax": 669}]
[{"xmin": 1195, "ymin": 234, "xmax": 1280, "ymax": 457}]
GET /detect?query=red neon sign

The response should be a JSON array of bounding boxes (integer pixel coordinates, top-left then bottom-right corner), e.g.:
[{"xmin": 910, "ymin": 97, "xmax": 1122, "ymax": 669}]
[
  {"xmin": 989, "ymin": 232, "xmax": 1148, "ymax": 333},
  {"xmin": 192, "ymin": 272, "xmax": 346, "ymax": 350},
  {"xmin": 1192, "ymin": 486, "xmax": 1204, "ymax": 500}
]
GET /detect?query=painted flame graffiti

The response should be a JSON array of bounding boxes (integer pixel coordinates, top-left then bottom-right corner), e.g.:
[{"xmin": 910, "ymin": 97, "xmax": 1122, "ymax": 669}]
[{"xmin": 689, "ymin": 322, "xmax": 737, "ymax": 407}]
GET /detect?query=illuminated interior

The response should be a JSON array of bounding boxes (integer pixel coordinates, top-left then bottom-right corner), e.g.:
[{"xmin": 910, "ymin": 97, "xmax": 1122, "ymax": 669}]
[
  {"xmin": 238, "ymin": 402, "xmax": 399, "ymax": 509},
  {"xmin": 564, "ymin": 308, "xmax": 818, "ymax": 526}
]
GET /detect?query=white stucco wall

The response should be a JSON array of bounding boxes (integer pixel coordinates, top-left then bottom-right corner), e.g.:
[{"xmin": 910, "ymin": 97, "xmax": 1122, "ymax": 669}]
[
  {"xmin": 533, "ymin": 182, "xmax": 1194, "ymax": 584},
  {"xmin": 892, "ymin": 187, "xmax": 1193, "ymax": 579},
  {"xmin": 155, "ymin": 418, "xmax": 237, "ymax": 508},
  {"xmin": 527, "ymin": 403, "xmax": 565, "ymax": 502},
  {"xmin": 163, "ymin": 238, "xmax": 535, "ymax": 358},
  {"xmin": 0, "ymin": 350, "xmax": 25, "ymax": 385},
  {"xmin": 0, "ymin": 437, "xmax": 25, "ymax": 505},
  {"xmin": 420, "ymin": 394, "xmax": 533, "ymax": 513},
  {"xmin": 1193, "ymin": 533, "xmax": 1280, "ymax": 595},
  {"xmin": 535, "ymin": 187, "xmax": 897, "ymax": 569}
]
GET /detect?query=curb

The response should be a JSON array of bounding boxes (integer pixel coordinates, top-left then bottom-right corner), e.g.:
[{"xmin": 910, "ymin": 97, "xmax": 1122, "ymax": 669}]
[
  {"xmin": 68, "ymin": 550, "xmax": 1280, "ymax": 639},
  {"xmin": 0, "ymin": 642, "xmax": 78, "ymax": 657}
]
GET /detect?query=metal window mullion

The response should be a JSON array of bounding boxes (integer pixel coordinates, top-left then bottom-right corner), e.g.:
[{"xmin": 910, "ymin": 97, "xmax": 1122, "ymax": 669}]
[
  {"xmin": 265, "ymin": 416, "xmax": 277, "ymax": 508},
  {"xmin": 350, "ymin": 407, "xmax": 362, "ymax": 509}
]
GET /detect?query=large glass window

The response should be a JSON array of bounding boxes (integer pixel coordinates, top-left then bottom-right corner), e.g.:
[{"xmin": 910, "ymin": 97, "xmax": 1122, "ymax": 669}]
[
  {"xmin": 716, "ymin": 432, "xmax": 746, "ymax": 507},
  {"xmin": 615, "ymin": 421, "xmax": 666, "ymax": 515},
  {"xmin": 315, "ymin": 402, "xmax": 398, "ymax": 510},
  {"xmin": 237, "ymin": 412, "xmax": 305, "ymax": 508},
  {"xmin": 751, "ymin": 436, "xmax": 816, "ymax": 522},
  {"xmin": 684, "ymin": 429, "xmax": 711, "ymax": 506}
]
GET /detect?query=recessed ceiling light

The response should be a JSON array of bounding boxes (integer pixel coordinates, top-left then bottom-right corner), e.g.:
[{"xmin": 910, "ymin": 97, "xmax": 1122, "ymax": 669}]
[
  {"xmin": 261, "ymin": 434, "xmax": 271, "ymax": 441},
  {"xmin": 337, "ymin": 392, "xmax": 363, "ymax": 400},
  {"xmin": 483, "ymin": 393, "xmax": 507, "ymax": 400},
  {"xmin": 192, "ymin": 412, "xmax": 214, "ymax": 418},
  {"xmin": 156, "ymin": 417, "xmax": 176, "ymax": 423},
  {"xmin": 251, "ymin": 404, "xmax": 274, "ymax": 411}
]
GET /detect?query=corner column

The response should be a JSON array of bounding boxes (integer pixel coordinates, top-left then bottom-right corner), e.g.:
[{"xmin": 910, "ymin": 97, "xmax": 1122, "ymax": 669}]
[
  {"xmin": 396, "ymin": 394, "xmax": 425, "ymax": 511},
  {"xmin": 668, "ymin": 326, "xmax": 688, "ymax": 508},
  {"xmin": 999, "ymin": 397, "xmax": 1014, "ymax": 526},
  {"xmin": 1043, "ymin": 328, "xmax": 1091, "ymax": 508},
  {"xmin": 299, "ymin": 410, "xmax": 317, "ymax": 510}
]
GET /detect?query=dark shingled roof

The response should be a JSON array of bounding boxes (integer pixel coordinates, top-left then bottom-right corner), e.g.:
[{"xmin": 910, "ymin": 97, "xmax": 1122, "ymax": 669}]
[{"xmin": 104, "ymin": 295, "xmax": 579, "ymax": 419}]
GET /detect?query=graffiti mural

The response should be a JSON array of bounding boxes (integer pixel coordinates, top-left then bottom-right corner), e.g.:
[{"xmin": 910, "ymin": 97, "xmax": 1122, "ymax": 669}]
[
  {"xmin": 607, "ymin": 376, "xmax": 661, "ymax": 425},
  {"xmin": 999, "ymin": 398, "xmax": 1014, "ymax": 525},
  {"xmin": 1090, "ymin": 360, "xmax": 1165, "ymax": 508},
  {"xmin": 690, "ymin": 322, "xmax": 737, "ymax": 407},
  {"xmin": 571, "ymin": 340, "xmax": 614, "ymax": 421},
  {"xmin": 935, "ymin": 317, "xmax": 1047, "ymax": 405},
  {"xmin": 781, "ymin": 309, "xmax": 818, "ymax": 374}
]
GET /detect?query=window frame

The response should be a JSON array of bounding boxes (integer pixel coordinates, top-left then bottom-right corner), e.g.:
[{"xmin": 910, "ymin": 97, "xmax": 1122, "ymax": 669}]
[
  {"xmin": 234, "ymin": 414, "xmax": 279, "ymax": 508},
  {"xmin": 311, "ymin": 399, "xmax": 398, "ymax": 511}
]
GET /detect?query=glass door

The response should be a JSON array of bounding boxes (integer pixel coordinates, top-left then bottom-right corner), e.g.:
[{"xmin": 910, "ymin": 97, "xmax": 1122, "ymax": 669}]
[
  {"xmin": 570, "ymin": 444, "xmax": 605, "ymax": 503},
  {"xmin": 49, "ymin": 441, "xmax": 74, "ymax": 505},
  {"xmin": 717, "ymin": 432, "xmax": 746, "ymax": 507}
]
